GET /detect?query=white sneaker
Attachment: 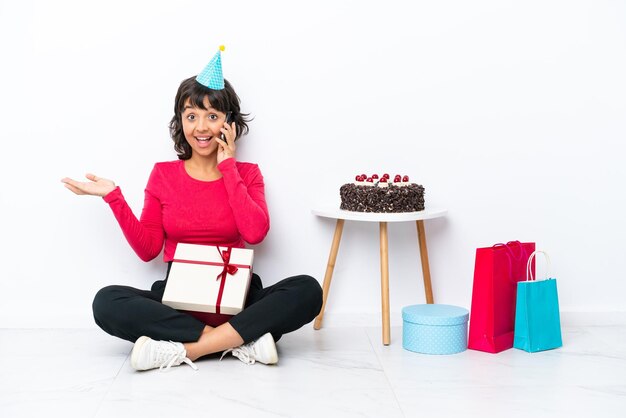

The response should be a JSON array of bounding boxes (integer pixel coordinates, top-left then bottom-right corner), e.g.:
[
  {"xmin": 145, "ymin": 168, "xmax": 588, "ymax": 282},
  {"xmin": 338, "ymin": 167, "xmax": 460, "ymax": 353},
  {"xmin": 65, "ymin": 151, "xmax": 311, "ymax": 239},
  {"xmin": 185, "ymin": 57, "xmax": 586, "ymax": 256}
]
[
  {"xmin": 220, "ymin": 332, "xmax": 278, "ymax": 365},
  {"xmin": 130, "ymin": 336, "xmax": 198, "ymax": 372}
]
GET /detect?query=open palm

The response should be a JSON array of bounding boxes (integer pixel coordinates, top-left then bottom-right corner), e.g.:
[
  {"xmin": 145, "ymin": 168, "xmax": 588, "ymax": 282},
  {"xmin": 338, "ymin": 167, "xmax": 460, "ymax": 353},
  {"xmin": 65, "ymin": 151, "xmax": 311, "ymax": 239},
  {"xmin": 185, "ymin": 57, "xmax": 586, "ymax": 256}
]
[{"xmin": 62, "ymin": 173, "xmax": 116, "ymax": 197}]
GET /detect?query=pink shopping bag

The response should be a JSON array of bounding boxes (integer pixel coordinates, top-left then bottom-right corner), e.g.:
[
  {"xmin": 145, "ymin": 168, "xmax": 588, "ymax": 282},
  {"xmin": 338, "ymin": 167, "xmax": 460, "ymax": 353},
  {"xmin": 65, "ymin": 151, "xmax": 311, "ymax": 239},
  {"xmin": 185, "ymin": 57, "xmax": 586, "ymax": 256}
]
[{"xmin": 468, "ymin": 241, "xmax": 535, "ymax": 353}]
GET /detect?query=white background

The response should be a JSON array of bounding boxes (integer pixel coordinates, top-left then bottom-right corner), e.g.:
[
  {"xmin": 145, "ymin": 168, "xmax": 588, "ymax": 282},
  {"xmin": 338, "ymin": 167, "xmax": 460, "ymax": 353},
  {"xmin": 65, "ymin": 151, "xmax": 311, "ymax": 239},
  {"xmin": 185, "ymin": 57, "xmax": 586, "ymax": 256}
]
[{"xmin": 1, "ymin": 0, "xmax": 624, "ymax": 327}]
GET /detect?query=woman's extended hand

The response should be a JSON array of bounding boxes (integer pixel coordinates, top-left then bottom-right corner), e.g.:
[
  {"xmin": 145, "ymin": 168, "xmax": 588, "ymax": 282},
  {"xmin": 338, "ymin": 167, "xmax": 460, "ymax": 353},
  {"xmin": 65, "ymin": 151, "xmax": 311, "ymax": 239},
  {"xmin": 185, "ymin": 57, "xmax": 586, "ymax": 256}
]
[
  {"xmin": 61, "ymin": 173, "xmax": 116, "ymax": 197},
  {"xmin": 215, "ymin": 121, "xmax": 237, "ymax": 164}
]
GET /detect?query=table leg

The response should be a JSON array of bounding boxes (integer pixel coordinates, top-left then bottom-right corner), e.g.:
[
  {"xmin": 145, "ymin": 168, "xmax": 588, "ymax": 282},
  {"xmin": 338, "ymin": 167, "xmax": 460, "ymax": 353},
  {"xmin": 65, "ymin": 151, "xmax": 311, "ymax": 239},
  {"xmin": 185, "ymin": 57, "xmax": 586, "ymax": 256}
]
[
  {"xmin": 314, "ymin": 219, "xmax": 345, "ymax": 330},
  {"xmin": 416, "ymin": 220, "xmax": 434, "ymax": 304},
  {"xmin": 380, "ymin": 222, "xmax": 391, "ymax": 345}
]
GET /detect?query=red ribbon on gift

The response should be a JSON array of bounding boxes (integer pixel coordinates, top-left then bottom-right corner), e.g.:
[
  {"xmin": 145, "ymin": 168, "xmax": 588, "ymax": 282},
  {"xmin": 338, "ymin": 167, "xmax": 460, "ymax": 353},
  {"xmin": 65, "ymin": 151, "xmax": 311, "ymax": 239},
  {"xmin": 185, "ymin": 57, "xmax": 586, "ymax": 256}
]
[{"xmin": 172, "ymin": 247, "xmax": 251, "ymax": 314}]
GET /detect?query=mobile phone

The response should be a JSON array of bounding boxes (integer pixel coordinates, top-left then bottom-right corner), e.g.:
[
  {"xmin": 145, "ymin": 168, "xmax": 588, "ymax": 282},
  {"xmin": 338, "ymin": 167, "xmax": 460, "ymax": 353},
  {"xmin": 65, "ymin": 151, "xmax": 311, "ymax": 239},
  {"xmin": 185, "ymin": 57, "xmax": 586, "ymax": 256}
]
[{"xmin": 221, "ymin": 111, "xmax": 234, "ymax": 141}]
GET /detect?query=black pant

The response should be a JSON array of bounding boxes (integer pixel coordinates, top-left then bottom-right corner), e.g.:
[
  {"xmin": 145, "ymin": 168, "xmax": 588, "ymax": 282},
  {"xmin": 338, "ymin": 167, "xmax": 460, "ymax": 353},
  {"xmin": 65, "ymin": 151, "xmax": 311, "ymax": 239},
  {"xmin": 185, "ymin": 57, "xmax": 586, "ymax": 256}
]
[{"xmin": 92, "ymin": 268, "xmax": 323, "ymax": 345}]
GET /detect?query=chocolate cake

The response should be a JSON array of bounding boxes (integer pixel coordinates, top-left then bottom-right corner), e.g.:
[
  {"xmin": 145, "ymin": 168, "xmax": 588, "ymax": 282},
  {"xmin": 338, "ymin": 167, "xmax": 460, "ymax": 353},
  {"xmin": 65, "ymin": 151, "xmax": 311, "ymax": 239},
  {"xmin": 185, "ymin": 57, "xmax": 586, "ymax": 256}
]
[{"xmin": 340, "ymin": 173, "xmax": 425, "ymax": 213}]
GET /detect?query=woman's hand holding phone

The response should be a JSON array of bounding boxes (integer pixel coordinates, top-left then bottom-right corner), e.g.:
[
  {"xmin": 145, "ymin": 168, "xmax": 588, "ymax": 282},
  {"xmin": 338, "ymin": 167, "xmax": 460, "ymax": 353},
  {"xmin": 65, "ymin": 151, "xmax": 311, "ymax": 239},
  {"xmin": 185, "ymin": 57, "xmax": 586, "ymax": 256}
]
[{"xmin": 217, "ymin": 111, "xmax": 237, "ymax": 164}]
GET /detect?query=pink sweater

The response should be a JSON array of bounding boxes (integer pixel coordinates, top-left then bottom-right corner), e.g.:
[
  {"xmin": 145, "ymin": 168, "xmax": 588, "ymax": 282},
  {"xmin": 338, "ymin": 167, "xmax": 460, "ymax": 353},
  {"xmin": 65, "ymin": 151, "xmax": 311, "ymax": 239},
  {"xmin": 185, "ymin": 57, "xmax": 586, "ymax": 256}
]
[{"xmin": 103, "ymin": 158, "xmax": 270, "ymax": 262}]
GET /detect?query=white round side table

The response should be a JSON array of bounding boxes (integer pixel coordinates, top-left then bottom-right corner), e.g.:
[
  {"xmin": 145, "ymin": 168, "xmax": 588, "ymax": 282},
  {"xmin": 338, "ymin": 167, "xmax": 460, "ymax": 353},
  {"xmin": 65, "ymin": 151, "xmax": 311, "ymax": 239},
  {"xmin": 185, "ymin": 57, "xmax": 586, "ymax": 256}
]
[{"xmin": 311, "ymin": 206, "xmax": 448, "ymax": 345}]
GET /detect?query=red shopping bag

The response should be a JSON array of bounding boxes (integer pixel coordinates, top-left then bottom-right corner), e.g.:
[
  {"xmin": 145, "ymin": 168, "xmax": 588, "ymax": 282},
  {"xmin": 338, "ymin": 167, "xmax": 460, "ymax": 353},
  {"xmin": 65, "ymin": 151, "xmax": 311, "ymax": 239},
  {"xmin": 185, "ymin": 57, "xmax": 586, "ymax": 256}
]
[{"xmin": 468, "ymin": 241, "xmax": 535, "ymax": 353}]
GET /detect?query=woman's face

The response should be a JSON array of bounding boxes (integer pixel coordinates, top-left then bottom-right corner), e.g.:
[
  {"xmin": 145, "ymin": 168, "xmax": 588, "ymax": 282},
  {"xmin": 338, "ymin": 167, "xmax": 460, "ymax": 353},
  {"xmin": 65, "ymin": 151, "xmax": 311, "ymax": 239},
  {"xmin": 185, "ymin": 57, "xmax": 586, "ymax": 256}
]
[{"xmin": 181, "ymin": 96, "xmax": 227, "ymax": 159}]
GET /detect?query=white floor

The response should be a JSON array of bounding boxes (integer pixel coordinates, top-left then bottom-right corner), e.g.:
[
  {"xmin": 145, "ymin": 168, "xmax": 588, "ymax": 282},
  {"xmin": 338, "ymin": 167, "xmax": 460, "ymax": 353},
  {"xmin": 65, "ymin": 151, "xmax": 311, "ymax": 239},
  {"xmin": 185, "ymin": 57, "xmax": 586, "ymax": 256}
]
[{"xmin": 1, "ymin": 322, "xmax": 625, "ymax": 418}]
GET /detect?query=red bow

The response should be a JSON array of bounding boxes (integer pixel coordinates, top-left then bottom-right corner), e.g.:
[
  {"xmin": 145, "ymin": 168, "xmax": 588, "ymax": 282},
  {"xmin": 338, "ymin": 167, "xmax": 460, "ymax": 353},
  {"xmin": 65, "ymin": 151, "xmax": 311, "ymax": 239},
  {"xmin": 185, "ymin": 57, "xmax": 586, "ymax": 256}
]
[
  {"xmin": 215, "ymin": 247, "xmax": 239, "ymax": 281},
  {"xmin": 214, "ymin": 247, "xmax": 237, "ymax": 315}
]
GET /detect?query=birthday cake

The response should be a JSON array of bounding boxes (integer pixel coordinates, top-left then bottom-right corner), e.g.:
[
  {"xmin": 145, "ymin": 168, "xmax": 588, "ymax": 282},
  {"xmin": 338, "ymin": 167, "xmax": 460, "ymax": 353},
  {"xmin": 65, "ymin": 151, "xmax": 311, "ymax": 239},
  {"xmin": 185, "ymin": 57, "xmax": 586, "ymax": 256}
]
[{"xmin": 340, "ymin": 173, "xmax": 425, "ymax": 213}]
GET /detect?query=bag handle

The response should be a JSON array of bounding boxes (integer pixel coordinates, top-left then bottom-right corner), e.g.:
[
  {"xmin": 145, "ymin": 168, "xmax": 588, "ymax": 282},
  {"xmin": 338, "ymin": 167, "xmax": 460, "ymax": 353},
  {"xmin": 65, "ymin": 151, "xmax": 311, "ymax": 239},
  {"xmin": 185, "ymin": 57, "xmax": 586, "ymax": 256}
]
[
  {"xmin": 493, "ymin": 241, "xmax": 529, "ymax": 283},
  {"xmin": 505, "ymin": 240, "xmax": 525, "ymax": 259},
  {"xmin": 526, "ymin": 250, "xmax": 552, "ymax": 282},
  {"xmin": 493, "ymin": 240, "xmax": 526, "ymax": 260}
]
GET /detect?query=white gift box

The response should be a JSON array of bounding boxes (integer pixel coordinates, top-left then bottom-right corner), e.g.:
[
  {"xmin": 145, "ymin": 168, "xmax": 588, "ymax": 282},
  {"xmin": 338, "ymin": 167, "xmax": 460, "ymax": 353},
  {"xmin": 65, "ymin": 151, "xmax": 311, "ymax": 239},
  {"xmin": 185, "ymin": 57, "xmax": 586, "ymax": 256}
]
[{"xmin": 162, "ymin": 243, "xmax": 254, "ymax": 316}]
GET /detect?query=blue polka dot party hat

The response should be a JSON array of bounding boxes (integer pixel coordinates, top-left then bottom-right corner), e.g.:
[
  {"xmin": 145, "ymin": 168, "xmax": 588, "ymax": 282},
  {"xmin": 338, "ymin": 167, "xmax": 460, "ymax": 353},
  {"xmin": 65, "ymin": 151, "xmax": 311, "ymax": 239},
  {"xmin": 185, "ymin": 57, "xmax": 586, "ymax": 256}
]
[{"xmin": 196, "ymin": 45, "xmax": 225, "ymax": 90}]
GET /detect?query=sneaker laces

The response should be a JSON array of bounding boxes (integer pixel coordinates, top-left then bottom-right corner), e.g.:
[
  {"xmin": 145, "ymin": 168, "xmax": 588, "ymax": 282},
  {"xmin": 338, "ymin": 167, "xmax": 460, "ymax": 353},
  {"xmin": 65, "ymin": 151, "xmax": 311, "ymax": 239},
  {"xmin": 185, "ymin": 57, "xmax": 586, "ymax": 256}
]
[
  {"xmin": 220, "ymin": 342, "xmax": 256, "ymax": 365},
  {"xmin": 153, "ymin": 341, "xmax": 198, "ymax": 372}
]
